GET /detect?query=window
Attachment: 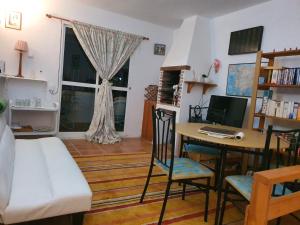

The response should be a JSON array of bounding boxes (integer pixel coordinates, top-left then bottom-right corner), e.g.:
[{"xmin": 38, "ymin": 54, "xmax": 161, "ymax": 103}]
[{"xmin": 60, "ymin": 27, "xmax": 129, "ymax": 132}]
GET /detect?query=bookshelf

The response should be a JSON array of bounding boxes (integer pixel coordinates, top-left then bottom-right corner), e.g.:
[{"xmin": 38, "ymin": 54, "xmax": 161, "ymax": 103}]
[{"xmin": 248, "ymin": 49, "xmax": 300, "ymax": 130}]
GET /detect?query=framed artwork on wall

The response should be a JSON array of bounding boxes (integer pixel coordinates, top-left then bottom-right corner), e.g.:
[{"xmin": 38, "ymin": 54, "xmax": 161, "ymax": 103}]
[
  {"xmin": 226, "ymin": 63, "xmax": 256, "ymax": 97},
  {"xmin": 5, "ymin": 12, "xmax": 22, "ymax": 30},
  {"xmin": 154, "ymin": 44, "xmax": 166, "ymax": 55}
]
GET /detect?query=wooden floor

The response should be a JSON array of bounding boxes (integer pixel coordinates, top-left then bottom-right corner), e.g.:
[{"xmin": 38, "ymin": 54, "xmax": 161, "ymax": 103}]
[
  {"xmin": 64, "ymin": 138, "xmax": 152, "ymax": 156},
  {"xmin": 16, "ymin": 138, "xmax": 299, "ymax": 225}
]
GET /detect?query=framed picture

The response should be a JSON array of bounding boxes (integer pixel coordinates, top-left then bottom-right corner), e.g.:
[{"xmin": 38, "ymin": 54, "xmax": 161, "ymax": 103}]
[
  {"xmin": 154, "ymin": 44, "xmax": 166, "ymax": 55},
  {"xmin": 226, "ymin": 63, "xmax": 256, "ymax": 97},
  {"xmin": 5, "ymin": 12, "xmax": 22, "ymax": 30}
]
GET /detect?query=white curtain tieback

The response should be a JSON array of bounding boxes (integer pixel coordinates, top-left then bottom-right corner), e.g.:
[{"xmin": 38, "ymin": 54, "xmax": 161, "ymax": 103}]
[{"xmin": 101, "ymin": 79, "xmax": 110, "ymax": 86}]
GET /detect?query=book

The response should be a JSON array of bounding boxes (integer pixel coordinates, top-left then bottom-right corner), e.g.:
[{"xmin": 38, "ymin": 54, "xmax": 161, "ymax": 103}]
[
  {"xmin": 275, "ymin": 101, "xmax": 283, "ymax": 118},
  {"xmin": 292, "ymin": 103, "xmax": 299, "ymax": 119},
  {"xmin": 297, "ymin": 105, "xmax": 300, "ymax": 120},
  {"xmin": 283, "ymin": 102, "xmax": 293, "ymax": 118},
  {"xmin": 261, "ymin": 90, "xmax": 273, "ymax": 114}
]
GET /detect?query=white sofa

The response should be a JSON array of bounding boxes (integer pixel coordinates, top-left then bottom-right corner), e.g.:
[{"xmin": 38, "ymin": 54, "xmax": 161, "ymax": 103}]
[{"xmin": 0, "ymin": 115, "xmax": 92, "ymax": 224}]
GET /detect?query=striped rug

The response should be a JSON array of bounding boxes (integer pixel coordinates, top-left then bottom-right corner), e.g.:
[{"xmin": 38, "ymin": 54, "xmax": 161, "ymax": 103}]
[{"xmin": 73, "ymin": 152, "xmax": 244, "ymax": 225}]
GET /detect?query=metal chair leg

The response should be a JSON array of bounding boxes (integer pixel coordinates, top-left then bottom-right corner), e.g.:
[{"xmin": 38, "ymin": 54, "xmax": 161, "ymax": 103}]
[
  {"xmin": 214, "ymin": 158, "xmax": 220, "ymax": 190},
  {"xmin": 158, "ymin": 180, "xmax": 172, "ymax": 225},
  {"xmin": 140, "ymin": 163, "xmax": 154, "ymax": 203},
  {"xmin": 219, "ymin": 182, "xmax": 230, "ymax": 225},
  {"xmin": 204, "ymin": 177, "xmax": 211, "ymax": 222},
  {"xmin": 182, "ymin": 183, "xmax": 186, "ymax": 200}
]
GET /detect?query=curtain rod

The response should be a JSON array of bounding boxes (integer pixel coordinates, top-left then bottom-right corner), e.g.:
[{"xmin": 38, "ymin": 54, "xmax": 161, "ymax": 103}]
[{"xmin": 46, "ymin": 14, "xmax": 150, "ymax": 40}]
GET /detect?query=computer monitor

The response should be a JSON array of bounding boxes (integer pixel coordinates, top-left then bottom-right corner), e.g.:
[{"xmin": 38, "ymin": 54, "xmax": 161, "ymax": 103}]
[{"xmin": 206, "ymin": 95, "xmax": 248, "ymax": 128}]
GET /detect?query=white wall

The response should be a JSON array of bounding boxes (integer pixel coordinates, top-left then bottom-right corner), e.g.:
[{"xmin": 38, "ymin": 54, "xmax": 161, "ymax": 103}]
[
  {"xmin": 0, "ymin": 0, "xmax": 173, "ymax": 137},
  {"xmin": 210, "ymin": 0, "xmax": 300, "ymax": 128}
]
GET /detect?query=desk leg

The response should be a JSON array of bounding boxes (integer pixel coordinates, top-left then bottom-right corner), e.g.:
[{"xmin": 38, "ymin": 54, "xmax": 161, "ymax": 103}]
[{"xmin": 214, "ymin": 149, "xmax": 227, "ymax": 225}]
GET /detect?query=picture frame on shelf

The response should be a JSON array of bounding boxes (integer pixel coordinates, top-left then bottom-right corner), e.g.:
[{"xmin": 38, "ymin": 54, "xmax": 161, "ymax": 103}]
[
  {"xmin": 154, "ymin": 43, "xmax": 166, "ymax": 55},
  {"xmin": 5, "ymin": 12, "xmax": 22, "ymax": 30}
]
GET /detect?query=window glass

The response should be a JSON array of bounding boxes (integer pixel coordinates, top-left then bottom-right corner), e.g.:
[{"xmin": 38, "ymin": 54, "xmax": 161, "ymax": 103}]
[
  {"xmin": 60, "ymin": 85, "xmax": 95, "ymax": 132},
  {"xmin": 63, "ymin": 27, "xmax": 96, "ymax": 84},
  {"xmin": 113, "ymin": 90, "xmax": 127, "ymax": 131}
]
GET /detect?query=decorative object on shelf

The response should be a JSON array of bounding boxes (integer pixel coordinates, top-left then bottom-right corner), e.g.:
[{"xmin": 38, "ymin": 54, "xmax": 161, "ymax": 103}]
[
  {"xmin": 154, "ymin": 43, "xmax": 166, "ymax": 55},
  {"xmin": 202, "ymin": 59, "xmax": 221, "ymax": 79},
  {"xmin": 0, "ymin": 61, "xmax": 5, "ymax": 74},
  {"xmin": 5, "ymin": 11, "xmax": 22, "ymax": 30},
  {"xmin": 144, "ymin": 85, "xmax": 158, "ymax": 101},
  {"xmin": 15, "ymin": 40, "xmax": 28, "ymax": 78},
  {"xmin": 172, "ymin": 84, "xmax": 180, "ymax": 106},
  {"xmin": 226, "ymin": 63, "xmax": 256, "ymax": 97}
]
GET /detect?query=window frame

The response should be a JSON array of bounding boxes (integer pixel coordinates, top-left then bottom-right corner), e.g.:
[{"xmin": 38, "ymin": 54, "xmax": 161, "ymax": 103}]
[{"xmin": 58, "ymin": 24, "xmax": 129, "ymax": 138}]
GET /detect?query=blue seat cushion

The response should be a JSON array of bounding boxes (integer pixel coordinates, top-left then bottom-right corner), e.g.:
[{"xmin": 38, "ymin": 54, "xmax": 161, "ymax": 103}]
[
  {"xmin": 226, "ymin": 175, "xmax": 292, "ymax": 201},
  {"xmin": 154, "ymin": 157, "xmax": 214, "ymax": 180},
  {"xmin": 184, "ymin": 143, "xmax": 220, "ymax": 155}
]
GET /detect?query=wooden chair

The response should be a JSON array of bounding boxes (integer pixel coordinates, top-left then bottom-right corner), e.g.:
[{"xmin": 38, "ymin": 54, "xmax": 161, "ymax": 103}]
[
  {"xmin": 219, "ymin": 125, "xmax": 300, "ymax": 225},
  {"xmin": 140, "ymin": 107, "xmax": 214, "ymax": 224},
  {"xmin": 244, "ymin": 165, "xmax": 300, "ymax": 225}
]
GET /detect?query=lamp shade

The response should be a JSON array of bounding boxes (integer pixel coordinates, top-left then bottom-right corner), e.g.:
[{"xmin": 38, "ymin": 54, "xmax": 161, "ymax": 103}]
[{"xmin": 15, "ymin": 40, "xmax": 28, "ymax": 52}]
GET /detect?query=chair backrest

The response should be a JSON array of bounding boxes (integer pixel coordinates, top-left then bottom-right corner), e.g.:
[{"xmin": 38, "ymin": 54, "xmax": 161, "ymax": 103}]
[
  {"xmin": 245, "ymin": 165, "xmax": 300, "ymax": 225},
  {"xmin": 260, "ymin": 125, "xmax": 300, "ymax": 171},
  {"xmin": 152, "ymin": 107, "xmax": 176, "ymax": 177}
]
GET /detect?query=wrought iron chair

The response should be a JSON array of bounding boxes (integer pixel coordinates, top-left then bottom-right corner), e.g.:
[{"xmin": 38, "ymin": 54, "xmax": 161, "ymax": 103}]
[
  {"xmin": 181, "ymin": 105, "xmax": 224, "ymax": 188},
  {"xmin": 219, "ymin": 125, "xmax": 300, "ymax": 225},
  {"xmin": 140, "ymin": 107, "xmax": 214, "ymax": 224}
]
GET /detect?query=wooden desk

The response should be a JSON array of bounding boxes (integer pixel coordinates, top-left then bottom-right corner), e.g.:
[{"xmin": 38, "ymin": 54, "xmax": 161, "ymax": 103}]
[
  {"xmin": 176, "ymin": 123, "xmax": 289, "ymax": 225},
  {"xmin": 177, "ymin": 123, "xmax": 282, "ymax": 150}
]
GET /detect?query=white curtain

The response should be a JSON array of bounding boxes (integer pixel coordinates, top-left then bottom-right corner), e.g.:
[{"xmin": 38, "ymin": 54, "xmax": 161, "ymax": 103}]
[{"xmin": 72, "ymin": 21, "xmax": 143, "ymax": 144}]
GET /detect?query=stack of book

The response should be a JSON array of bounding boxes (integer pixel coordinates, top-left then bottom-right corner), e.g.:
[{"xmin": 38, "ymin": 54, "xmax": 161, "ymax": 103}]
[
  {"xmin": 269, "ymin": 68, "xmax": 300, "ymax": 85},
  {"xmin": 258, "ymin": 90, "xmax": 300, "ymax": 120},
  {"xmin": 265, "ymin": 100, "xmax": 299, "ymax": 119}
]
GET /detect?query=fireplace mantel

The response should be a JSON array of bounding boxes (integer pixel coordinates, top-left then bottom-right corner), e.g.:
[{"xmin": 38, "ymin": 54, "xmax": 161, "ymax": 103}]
[{"xmin": 160, "ymin": 65, "xmax": 191, "ymax": 71}]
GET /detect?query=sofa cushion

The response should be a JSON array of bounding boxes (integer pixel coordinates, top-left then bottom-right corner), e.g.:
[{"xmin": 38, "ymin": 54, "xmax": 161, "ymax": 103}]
[
  {"xmin": 3, "ymin": 137, "xmax": 92, "ymax": 224},
  {"xmin": 0, "ymin": 126, "xmax": 15, "ymax": 215}
]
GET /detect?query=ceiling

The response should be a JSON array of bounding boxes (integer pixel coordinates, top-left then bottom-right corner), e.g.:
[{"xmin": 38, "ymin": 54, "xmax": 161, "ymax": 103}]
[{"xmin": 80, "ymin": 0, "xmax": 270, "ymax": 28}]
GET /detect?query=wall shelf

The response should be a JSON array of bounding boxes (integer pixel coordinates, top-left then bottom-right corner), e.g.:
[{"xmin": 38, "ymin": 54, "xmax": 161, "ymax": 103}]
[
  {"xmin": 0, "ymin": 75, "xmax": 47, "ymax": 83},
  {"xmin": 10, "ymin": 105, "xmax": 58, "ymax": 112},
  {"xmin": 184, "ymin": 81, "xmax": 217, "ymax": 94},
  {"xmin": 13, "ymin": 131, "xmax": 57, "ymax": 136}
]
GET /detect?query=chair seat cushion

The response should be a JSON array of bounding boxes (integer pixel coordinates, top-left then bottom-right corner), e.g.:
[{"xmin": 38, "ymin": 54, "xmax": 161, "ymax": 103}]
[
  {"xmin": 155, "ymin": 157, "xmax": 214, "ymax": 180},
  {"xmin": 184, "ymin": 143, "xmax": 220, "ymax": 155},
  {"xmin": 226, "ymin": 175, "xmax": 292, "ymax": 201}
]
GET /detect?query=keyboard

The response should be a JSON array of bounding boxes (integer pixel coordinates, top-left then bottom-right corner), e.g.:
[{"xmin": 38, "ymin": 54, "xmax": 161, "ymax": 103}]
[{"xmin": 198, "ymin": 126, "xmax": 237, "ymax": 137}]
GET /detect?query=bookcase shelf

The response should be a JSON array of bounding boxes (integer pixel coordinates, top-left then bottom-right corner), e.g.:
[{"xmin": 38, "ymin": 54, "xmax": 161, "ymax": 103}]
[
  {"xmin": 254, "ymin": 113, "xmax": 300, "ymax": 123},
  {"xmin": 248, "ymin": 49, "xmax": 300, "ymax": 130},
  {"xmin": 258, "ymin": 84, "xmax": 300, "ymax": 89}
]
